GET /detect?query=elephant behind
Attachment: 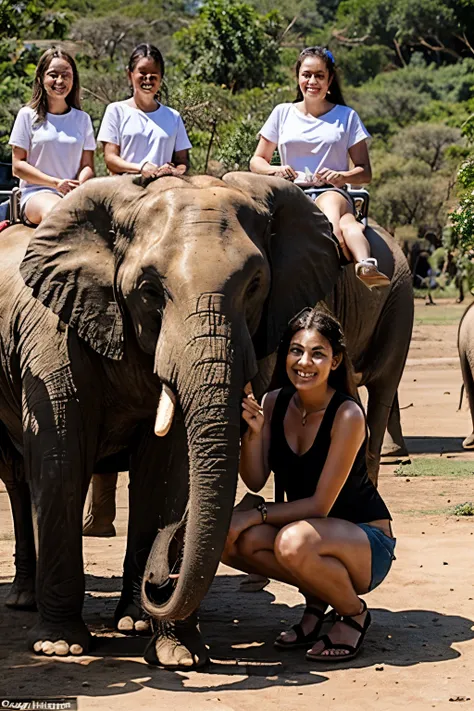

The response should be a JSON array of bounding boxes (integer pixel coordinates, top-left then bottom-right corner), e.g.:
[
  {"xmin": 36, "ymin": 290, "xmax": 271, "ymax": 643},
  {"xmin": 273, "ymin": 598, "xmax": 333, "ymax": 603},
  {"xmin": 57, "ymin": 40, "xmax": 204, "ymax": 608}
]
[{"xmin": 458, "ymin": 301, "xmax": 474, "ymax": 448}]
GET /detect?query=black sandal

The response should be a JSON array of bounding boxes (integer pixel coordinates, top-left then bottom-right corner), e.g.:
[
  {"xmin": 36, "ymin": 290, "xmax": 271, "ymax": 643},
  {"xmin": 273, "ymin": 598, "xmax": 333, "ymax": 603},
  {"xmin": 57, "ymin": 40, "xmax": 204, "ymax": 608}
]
[
  {"xmin": 306, "ymin": 599, "xmax": 372, "ymax": 662},
  {"xmin": 274, "ymin": 605, "xmax": 335, "ymax": 650}
]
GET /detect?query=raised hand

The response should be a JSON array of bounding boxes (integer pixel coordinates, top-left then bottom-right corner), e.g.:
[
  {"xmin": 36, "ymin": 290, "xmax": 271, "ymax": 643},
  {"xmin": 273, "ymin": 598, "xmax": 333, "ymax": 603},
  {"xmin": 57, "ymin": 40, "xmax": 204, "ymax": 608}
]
[{"xmin": 242, "ymin": 383, "xmax": 264, "ymax": 436}]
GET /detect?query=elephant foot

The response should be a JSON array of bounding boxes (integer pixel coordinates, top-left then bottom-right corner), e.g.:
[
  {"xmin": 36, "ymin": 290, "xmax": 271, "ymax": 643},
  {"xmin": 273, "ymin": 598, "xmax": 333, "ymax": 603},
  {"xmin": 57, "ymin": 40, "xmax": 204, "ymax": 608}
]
[
  {"xmin": 115, "ymin": 598, "xmax": 151, "ymax": 635},
  {"xmin": 462, "ymin": 433, "xmax": 474, "ymax": 449},
  {"xmin": 82, "ymin": 515, "xmax": 116, "ymax": 537},
  {"xmin": 5, "ymin": 575, "xmax": 36, "ymax": 610},
  {"xmin": 144, "ymin": 613, "xmax": 210, "ymax": 670},
  {"xmin": 28, "ymin": 617, "xmax": 91, "ymax": 656},
  {"xmin": 381, "ymin": 444, "xmax": 409, "ymax": 459}
]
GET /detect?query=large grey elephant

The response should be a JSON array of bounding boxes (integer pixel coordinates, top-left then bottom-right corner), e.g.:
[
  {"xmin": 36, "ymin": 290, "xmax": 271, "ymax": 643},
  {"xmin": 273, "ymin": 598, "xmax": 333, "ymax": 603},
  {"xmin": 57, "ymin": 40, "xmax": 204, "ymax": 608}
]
[
  {"xmin": 458, "ymin": 301, "xmax": 474, "ymax": 448},
  {"xmin": 0, "ymin": 172, "xmax": 411, "ymax": 668}
]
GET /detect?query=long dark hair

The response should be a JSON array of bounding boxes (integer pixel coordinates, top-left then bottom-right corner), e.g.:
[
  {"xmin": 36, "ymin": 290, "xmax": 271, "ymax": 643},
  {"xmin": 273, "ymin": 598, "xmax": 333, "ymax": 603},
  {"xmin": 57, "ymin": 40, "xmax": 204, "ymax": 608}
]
[
  {"xmin": 294, "ymin": 46, "xmax": 346, "ymax": 106},
  {"xmin": 128, "ymin": 43, "xmax": 165, "ymax": 77},
  {"xmin": 29, "ymin": 47, "xmax": 81, "ymax": 125},
  {"xmin": 269, "ymin": 307, "xmax": 357, "ymax": 398}
]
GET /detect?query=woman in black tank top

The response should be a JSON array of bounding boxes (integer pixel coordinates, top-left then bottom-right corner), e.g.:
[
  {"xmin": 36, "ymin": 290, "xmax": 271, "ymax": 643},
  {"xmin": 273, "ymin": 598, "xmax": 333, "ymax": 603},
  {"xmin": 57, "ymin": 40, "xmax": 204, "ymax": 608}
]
[{"xmin": 222, "ymin": 308, "xmax": 396, "ymax": 662}]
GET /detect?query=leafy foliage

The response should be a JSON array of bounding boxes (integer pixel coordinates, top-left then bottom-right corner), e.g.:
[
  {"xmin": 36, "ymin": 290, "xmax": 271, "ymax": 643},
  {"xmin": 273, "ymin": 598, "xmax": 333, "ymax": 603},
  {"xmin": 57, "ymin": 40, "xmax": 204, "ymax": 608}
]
[{"xmin": 174, "ymin": 0, "xmax": 283, "ymax": 90}]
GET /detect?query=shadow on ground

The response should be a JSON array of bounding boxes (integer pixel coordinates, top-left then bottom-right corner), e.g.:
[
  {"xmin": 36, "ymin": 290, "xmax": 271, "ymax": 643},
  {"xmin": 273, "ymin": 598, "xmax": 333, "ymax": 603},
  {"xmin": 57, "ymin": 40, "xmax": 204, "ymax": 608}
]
[
  {"xmin": 384, "ymin": 436, "xmax": 467, "ymax": 456},
  {"xmin": 1, "ymin": 574, "xmax": 473, "ymax": 697}
]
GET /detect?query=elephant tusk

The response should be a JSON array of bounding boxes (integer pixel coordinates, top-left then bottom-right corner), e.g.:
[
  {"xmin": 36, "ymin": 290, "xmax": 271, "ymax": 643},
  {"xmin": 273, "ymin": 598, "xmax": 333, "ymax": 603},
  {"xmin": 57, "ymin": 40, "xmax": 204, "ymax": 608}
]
[{"xmin": 154, "ymin": 384, "xmax": 176, "ymax": 437}]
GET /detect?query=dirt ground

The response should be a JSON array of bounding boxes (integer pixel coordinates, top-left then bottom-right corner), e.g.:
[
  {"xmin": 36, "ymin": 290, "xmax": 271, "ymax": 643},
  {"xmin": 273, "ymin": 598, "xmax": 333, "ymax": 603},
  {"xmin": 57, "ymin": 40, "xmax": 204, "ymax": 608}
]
[{"xmin": 1, "ymin": 299, "xmax": 474, "ymax": 710}]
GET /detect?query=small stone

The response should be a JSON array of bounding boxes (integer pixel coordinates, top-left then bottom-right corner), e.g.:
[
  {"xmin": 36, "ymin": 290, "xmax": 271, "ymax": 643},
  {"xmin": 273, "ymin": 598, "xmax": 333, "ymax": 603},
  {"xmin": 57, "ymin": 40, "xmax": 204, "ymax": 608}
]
[
  {"xmin": 82, "ymin": 681, "xmax": 90, "ymax": 688},
  {"xmin": 449, "ymin": 696, "xmax": 470, "ymax": 702},
  {"xmin": 406, "ymin": 478, "xmax": 411, "ymax": 482},
  {"xmin": 375, "ymin": 666, "xmax": 384, "ymax": 671},
  {"xmin": 443, "ymin": 562, "xmax": 449, "ymax": 565}
]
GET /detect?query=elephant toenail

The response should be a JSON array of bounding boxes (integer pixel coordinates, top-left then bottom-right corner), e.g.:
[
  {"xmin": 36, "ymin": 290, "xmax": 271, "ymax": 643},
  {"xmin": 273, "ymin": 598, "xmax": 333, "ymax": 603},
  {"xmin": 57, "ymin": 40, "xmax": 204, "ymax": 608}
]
[
  {"xmin": 134, "ymin": 620, "xmax": 149, "ymax": 632},
  {"xmin": 70, "ymin": 644, "xmax": 83, "ymax": 655},
  {"xmin": 117, "ymin": 616, "xmax": 134, "ymax": 631},
  {"xmin": 54, "ymin": 640, "xmax": 69, "ymax": 655},
  {"xmin": 33, "ymin": 640, "xmax": 43, "ymax": 653},
  {"xmin": 41, "ymin": 641, "xmax": 55, "ymax": 655}
]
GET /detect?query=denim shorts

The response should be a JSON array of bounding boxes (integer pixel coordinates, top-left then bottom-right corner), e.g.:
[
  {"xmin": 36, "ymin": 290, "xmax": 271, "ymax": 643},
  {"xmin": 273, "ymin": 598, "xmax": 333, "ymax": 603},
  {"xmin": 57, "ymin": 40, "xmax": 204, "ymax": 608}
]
[{"xmin": 358, "ymin": 523, "xmax": 396, "ymax": 591}]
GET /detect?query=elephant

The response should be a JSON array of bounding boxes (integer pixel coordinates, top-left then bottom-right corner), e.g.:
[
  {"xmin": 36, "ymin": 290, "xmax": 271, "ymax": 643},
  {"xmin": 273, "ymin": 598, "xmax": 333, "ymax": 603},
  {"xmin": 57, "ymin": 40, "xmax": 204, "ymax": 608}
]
[
  {"xmin": 458, "ymin": 301, "xmax": 474, "ymax": 448},
  {"xmin": 0, "ymin": 172, "xmax": 411, "ymax": 668}
]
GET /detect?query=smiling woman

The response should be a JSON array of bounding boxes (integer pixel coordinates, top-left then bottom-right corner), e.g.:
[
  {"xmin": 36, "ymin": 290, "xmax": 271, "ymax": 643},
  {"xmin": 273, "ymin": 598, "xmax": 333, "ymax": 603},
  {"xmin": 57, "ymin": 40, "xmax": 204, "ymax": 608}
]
[
  {"xmin": 98, "ymin": 43, "xmax": 191, "ymax": 180},
  {"xmin": 9, "ymin": 47, "xmax": 96, "ymax": 226},
  {"xmin": 222, "ymin": 307, "xmax": 396, "ymax": 663},
  {"xmin": 249, "ymin": 46, "xmax": 390, "ymax": 290}
]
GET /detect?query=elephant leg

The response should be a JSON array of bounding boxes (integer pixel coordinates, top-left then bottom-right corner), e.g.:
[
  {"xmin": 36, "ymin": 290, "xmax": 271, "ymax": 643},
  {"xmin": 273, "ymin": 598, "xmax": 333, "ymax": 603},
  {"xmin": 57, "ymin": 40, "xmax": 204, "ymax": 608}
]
[
  {"xmin": 83, "ymin": 472, "xmax": 118, "ymax": 537},
  {"xmin": 23, "ymin": 370, "xmax": 96, "ymax": 656},
  {"xmin": 459, "ymin": 350, "xmax": 474, "ymax": 448},
  {"xmin": 381, "ymin": 392, "xmax": 410, "ymax": 458},
  {"xmin": 365, "ymin": 382, "xmax": 396, "ymax": 486},
  {"xmin": 2, "ymin": 453, "xmax": 36, "ymax": 610}
]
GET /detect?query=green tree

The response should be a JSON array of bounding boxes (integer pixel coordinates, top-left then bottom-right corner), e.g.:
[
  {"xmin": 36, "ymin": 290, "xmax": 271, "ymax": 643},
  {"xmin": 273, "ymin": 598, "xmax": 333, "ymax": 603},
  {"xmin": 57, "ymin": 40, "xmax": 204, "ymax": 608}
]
[{"xmin": 174, "ymin": 0, "xmax": 284, "ymax": 91}]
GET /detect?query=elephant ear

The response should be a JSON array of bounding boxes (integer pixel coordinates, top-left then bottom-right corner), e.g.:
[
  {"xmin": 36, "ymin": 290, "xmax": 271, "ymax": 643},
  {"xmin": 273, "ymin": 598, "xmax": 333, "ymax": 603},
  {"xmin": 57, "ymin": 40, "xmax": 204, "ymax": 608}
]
[
  {"xmin": 223, "ymin": 172, "xmax": 341, "ymax": 359},
  {"xmin": 20, "ymin": 177, "xmax": 141, "ymax": 360}
]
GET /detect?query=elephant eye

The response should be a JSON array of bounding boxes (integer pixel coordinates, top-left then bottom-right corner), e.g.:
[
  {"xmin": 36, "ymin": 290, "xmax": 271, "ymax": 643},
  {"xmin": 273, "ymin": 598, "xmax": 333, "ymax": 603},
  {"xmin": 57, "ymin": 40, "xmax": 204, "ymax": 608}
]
[
  {"xmin": 139, "ymin": 281, "xmax": 165, "ymax": 307},
  {"xmin": 246, "ymin": 275, "xmax": 261, "ymax": 298}
]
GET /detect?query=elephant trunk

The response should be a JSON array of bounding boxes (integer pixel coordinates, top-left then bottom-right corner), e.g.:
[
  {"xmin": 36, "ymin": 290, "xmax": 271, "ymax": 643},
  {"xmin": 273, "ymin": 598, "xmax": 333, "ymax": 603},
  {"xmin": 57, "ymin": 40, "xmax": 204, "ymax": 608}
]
[{"xmin": 141, "ymin": 300, "xmax": 250, "ymax": 621}]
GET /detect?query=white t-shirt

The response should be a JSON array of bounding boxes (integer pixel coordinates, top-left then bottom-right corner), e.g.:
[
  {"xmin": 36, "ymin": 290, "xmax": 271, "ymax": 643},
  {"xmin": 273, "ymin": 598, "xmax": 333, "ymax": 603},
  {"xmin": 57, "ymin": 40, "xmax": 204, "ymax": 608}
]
[
  {"xmin": 97, "ymin": 101, "xmax": 192, "ymax": 167},
  {"xmin": 9, "ymin": 106, "xmax": 96, "ymax": 199},
  {"xmin": 259, "ymin": 103, "xmax": 370, "ymax": 184}
]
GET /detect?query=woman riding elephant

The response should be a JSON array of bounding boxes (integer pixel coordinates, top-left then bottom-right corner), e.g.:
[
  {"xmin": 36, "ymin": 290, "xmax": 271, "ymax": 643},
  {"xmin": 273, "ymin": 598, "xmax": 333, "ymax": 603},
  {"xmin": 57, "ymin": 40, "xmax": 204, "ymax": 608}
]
[
  {"xmin": 250, "ymin": 45, "xmax": 389, "ymax": 290},
  {"xmin": 9, "ymin": 47, "xmax": 95, "ymax": 226},
  {"xmin": 0, "ymin": 171, "xmax": 411, "ymax": 669}
]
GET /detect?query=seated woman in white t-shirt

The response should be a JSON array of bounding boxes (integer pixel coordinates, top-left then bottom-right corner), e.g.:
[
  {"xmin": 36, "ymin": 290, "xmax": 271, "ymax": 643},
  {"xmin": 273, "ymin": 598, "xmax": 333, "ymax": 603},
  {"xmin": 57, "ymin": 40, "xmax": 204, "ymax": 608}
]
[
  {"xmin": 250, "ymin": 46, "xmax": 389, "ymax": 289},
  {"xmin": 9, "ymin": 48, "xmax": 96, "ymax": 227},
  {"xmin": 98, "ymin": 44, "xmax": 191, "ymax": 180}
]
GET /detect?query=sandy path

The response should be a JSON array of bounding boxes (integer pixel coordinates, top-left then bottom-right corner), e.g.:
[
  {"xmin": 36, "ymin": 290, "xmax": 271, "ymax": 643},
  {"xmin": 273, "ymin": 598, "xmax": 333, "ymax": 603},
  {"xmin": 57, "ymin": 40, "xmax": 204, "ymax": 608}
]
[{"xmin": 1, "ymin": 300, "xmax": 474, "ymax": 710}]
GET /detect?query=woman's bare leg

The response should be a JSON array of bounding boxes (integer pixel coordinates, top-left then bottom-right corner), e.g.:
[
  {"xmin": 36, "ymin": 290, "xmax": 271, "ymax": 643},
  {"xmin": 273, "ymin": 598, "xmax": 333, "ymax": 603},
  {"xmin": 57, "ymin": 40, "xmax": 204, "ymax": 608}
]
[
  {"xmin": 222, "ymin": 524, "xmax": 328, "ymax": 642},
  {"xmin": 24, "ymin": 192, "xmax": 62, "ymax": 226},
  {"xmin": 274, "ymin": 518, "xmax": 373, "ymax": 657},
  {"xmin": 315, "ymin": 192, "xmax": 390, "ymax": 288}
]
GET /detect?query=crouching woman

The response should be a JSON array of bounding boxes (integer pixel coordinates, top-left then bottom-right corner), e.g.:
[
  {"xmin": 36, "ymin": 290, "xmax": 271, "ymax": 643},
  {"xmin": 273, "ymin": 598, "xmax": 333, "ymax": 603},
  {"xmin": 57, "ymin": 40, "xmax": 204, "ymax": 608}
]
[{"xmin": 222, "ymin": 308, "xmax": 396, "ymax": 661}]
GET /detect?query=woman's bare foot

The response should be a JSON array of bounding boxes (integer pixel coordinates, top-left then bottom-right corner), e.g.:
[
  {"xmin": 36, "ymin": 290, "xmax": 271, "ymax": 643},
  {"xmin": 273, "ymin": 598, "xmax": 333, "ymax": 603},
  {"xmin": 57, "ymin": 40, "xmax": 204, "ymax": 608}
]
[
  {"xmin": 306, "ymin": 601, "xmax": 371, "ymax": 660},
  {"xmin": 275, "ymin": 604, "xmax": 330, "ymax": 648}
]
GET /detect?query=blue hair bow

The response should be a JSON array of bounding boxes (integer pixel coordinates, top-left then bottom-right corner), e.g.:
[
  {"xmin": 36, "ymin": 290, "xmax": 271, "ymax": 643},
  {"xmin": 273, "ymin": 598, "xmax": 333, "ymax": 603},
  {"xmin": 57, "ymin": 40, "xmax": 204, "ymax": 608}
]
[{"xmin": 325, "ymin": 49, "xmax": 335, "ymax": 64}]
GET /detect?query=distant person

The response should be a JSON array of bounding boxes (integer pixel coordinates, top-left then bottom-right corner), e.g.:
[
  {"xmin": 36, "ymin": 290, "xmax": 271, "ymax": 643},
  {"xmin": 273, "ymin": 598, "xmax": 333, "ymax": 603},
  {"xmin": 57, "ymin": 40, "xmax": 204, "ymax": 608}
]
[
  {"xmin": 98, "ymin": 43, "xmax": 191, "ymax": 179},
  {"xmin": 223, "ymin": 308, "xmax": 396, "ymax": 662},
  {"xmin": 9, "ymin": 47, "xmax": 95, "ymax": 226},
  {"xmin": 250, "ymin": 46, "xmax": 389, "ymax": 290}
]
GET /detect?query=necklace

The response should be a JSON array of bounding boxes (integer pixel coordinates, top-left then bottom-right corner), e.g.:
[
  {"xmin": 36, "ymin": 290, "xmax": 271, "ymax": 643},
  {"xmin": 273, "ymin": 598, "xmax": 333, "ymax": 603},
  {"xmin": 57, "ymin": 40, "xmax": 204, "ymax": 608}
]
[{"xmin": 295, "ymin": 395, "xmax": 327, "ymax": 426}]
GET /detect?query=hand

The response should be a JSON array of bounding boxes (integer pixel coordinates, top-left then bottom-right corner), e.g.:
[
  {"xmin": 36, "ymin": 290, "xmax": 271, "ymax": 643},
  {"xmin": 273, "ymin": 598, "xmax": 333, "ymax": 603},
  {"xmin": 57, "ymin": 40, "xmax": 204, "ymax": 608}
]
[
  {"xmin": 140, "ymin": 162, "xmax": 162, "ymax": 179},
  {"xmin": 56, "ymin": 179, "xmax": 79, "ymax": 195},
  {"xmin": 141, "ymin": 162, "xmax": 184, "ymax": 179},
  {"xmin": 314, "ymin": 168, "xmax": 348, "ymax": 189},
  {"xmin": 272, "ymin": 165, "xmax": 297, "ymax": 181},
  {"xmin": 242, "ymin": 384, "xmax": 264, "ymax": 436},
  {"xmin": 226, "ymin": 509, "xmax": 261, "ymax": 550}
]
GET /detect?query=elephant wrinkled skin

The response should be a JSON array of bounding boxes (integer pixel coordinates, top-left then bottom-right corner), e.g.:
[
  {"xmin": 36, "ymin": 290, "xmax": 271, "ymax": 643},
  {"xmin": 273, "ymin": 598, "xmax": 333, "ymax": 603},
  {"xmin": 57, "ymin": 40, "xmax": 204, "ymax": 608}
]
[{"xmin": 0, "ymin": 172, "xmax": 412, "ymax": 666}]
